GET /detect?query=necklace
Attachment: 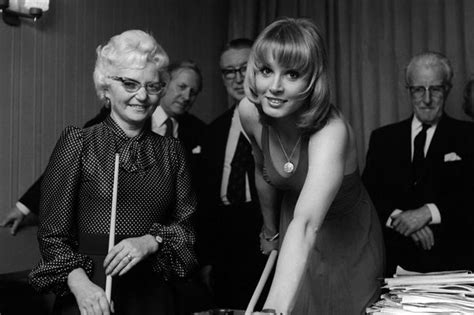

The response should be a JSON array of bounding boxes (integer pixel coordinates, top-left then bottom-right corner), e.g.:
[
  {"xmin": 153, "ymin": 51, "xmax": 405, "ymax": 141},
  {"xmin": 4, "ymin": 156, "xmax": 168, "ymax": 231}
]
[{"xmin": 275, "ymin": 130, "xmax": 302, "ymax": 174}]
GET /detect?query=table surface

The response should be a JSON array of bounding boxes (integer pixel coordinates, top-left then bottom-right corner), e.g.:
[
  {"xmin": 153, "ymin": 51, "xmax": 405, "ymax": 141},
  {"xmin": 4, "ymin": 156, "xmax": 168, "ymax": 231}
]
[{"xmin": 0, "ymin": 225, "xmax": 40, "ymax": 274}]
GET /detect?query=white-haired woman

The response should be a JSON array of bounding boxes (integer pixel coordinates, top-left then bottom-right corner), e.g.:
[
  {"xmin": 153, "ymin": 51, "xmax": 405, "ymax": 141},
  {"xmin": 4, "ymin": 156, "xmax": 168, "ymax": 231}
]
[{"xmin": 29, "ymin": 30, "xmax": 197, "ymax": 315}]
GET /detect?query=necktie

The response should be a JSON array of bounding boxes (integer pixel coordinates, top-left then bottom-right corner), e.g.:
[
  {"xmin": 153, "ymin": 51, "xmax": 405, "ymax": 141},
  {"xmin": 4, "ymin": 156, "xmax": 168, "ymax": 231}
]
[
  {"xmin": 412, "ymin": 123, "xmax": 430, "ymax": 183},
  {"xmin": 164, "ymin": 118, "xmax": 174, "ymax": 137},
  {"xmin": 227, "ymin": 133, "xmax": 253, "ymax": 204}
]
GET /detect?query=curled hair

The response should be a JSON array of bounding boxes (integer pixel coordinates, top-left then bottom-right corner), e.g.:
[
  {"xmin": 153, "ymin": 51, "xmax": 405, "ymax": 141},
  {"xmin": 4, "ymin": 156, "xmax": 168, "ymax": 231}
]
[
  {"xmin": 93, "ymin": 30, "xmax": 169, "ymax": 105},
  {"xmin": 405, "ymin": 51, "xmax": 453, "ymax": 86},
  {"xmin": 166, "ymin": 60, "xmax": 203, "ymax": 92},
  {"xmin": 463, "ymin": 79, "xmax": 474, "ymax": 119},
  {"xmin": 245, "ymin": 18, "xmax": 333, "ymax": 135}
]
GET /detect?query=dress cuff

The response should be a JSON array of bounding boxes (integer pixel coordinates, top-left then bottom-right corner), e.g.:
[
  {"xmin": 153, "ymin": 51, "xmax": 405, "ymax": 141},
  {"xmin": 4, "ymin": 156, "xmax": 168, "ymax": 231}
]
[
  {"xmin": 385, "ymin": 209, "xmax": 403, "ymax": 228},
  {"xmin": 16, "ymin": 201, "xmax": 30, "ymax": 215},
  {"xmin": 426, "ymin": 203, "xmax": 441, "ymax": 224}
]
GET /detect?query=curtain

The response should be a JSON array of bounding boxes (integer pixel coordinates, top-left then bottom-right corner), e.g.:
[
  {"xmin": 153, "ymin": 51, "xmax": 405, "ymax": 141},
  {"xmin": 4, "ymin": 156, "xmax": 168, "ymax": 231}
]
[{"xmin": 228, "ymin": 0, "xmax": 474, "ymax": 168}]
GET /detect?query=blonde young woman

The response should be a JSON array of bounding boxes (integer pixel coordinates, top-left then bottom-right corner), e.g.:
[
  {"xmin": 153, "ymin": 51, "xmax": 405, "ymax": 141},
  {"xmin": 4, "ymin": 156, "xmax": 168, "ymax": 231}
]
[{"xmin": 239, "ymin": 18, "xmax": 384, "ymax": 314}]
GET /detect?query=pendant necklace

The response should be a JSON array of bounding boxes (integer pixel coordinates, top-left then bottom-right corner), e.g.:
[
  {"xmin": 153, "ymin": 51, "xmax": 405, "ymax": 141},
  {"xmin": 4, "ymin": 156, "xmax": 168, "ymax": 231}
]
[{"xmin": 275, "ymin": 130, "xmax": 302, "ymax": 174}]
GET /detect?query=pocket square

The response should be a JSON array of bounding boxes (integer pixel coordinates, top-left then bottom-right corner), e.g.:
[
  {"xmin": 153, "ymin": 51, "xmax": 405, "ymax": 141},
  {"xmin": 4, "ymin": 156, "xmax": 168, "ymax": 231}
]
[
  {"xmin": 192, "ymin": 145, "xmax": 201, "ymax": 154},
  {"xmin": 444, "ymin": 152, "xmax": 461, "ymax": 162}
]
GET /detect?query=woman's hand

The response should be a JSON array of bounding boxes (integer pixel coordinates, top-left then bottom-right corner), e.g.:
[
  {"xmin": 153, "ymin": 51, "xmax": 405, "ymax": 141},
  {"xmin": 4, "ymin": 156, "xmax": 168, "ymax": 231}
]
[
  {"xmin": 103, "ymin": 235, "xmax": 159, "ymax": 276},
  {"xmin": 259, "ymin": 227, "xmax": 279, "ymax": 255},
  {"xmin": 68, "ymin": 268, "xmax": 111, "ymax": 315}
]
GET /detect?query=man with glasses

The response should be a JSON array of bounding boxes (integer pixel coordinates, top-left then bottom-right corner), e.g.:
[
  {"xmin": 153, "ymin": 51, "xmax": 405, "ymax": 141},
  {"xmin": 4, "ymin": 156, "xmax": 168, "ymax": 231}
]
[
  {"xmin": 198, "ymin": 38, "xmax": 267, "ymax": 310},
  {"xmin": 363, "ymin": 51, "xmax": 474, "ymax": 275}
]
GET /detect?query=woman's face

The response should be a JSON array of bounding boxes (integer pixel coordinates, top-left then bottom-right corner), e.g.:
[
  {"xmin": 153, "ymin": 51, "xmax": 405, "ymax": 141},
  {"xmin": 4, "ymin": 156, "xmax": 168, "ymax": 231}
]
[
  {"xmin": 106, "ymin": 62, "xmax": 161, "ymax": 130},
  {"xmin": 255, "ymin": 54, "xmax": 308, "ymax": 119}
]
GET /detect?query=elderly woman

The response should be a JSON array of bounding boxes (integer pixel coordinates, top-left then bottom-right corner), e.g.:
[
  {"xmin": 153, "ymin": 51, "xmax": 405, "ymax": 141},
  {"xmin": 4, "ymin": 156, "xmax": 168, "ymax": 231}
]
[
  {"xmin": 239, "ymin": 18, "xmax": 384, "ymax": 314},
  {"xmin": 29, "ymin": 30, "xmax": 197, "ymax": 315}
]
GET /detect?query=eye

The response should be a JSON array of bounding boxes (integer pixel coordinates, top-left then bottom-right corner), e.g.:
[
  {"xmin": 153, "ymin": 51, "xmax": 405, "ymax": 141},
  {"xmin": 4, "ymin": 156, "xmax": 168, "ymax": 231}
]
[
  {"xmin": 122, "ymin": 79, "xmax": 140, "ymax": 90},
  {"xmin": 286, "ymin": 70, "xmax": 300, "ymax": 80},
  {"xmin": 430, "ymin": 85, "xmax": 445, "ymax": 93},
  {"xmin": 178, "ymin": 84, "xmax": 187, "ymax": 90},
  {"xmin": 259, "ymin": 67, "xmax": 272, "ymax": 77},
  {"xmin": 146, "ymin": 82, "xmax": 164, "ymax": 94}
]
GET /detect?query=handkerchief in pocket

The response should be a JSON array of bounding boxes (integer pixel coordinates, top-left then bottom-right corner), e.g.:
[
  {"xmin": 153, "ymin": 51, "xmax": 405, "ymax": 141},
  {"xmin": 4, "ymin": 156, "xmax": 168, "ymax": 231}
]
[
  {"xmin": 192, "ymin": 145, "xmax": 201, "ymax": 154},
  {"xmin": 444, "ymin": 152, "xmax": 461, "ymax": 162}
]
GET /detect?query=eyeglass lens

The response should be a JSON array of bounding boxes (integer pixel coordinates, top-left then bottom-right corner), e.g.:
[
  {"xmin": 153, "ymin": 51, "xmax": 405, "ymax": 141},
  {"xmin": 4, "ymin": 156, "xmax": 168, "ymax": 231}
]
[
  {"xmin": 409, "ymin": 85, "xmax": 445, "ymax": 99},
  {"xmin": 221, "ymin": 65, "xmax": 247, "ymax": 80},
  {"xmin": 110, "ymin": 76, "xmax": 164, "ymax": 95}
]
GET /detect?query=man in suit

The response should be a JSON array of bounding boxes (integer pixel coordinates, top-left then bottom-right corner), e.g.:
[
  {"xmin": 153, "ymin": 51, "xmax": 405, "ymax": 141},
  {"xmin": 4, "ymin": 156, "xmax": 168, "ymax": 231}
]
[
  {"xmin": 1, "ymin": 61, "xmax": 207, "ymax": 234},
  {"xmin": 199, "ymin": 38, "xmax": 266, "ymax": 310},
  {"xmin": 362, "ymin": 51, "xmax": 474, "ymax": 276},
  {"xmin": 462, "ymin": 79, "xmax": 474, "ymax": 120}
]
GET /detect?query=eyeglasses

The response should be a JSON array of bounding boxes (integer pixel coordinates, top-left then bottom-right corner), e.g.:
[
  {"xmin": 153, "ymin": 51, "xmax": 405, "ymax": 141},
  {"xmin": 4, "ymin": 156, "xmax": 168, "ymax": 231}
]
[
  {"xmin": 108, "ymin": 76, "xmax": 166, "ymax": 95},
  {"xmin": 407, "ymin": 85, "xmax": 448, "ymax": 99},
  {"xmin": 221, "ymin": 65, "xmax": 247, "ymax": 80}
]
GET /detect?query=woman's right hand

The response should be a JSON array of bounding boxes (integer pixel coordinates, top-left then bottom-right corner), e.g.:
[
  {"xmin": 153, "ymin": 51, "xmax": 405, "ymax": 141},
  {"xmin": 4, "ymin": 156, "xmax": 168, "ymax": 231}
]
[
  {"xmin": 259, "ymin": 227, "xmax": 279, "ymax": 255},
  {"xmin": 68, "ymin": 268, "xmax": 112, "ymax": 315}
]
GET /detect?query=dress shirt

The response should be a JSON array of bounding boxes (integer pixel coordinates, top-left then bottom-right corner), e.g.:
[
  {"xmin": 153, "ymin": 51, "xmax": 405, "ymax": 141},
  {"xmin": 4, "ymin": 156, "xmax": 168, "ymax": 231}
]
[
  {"xmin": 151, "ymin": 105, "xmax": 179, "ymax": 138},
  {"xmin": 386, "ymin": 115, "xmax": 441, "ymax": 227},
  {"xmin": 220, "ymin": 106, "xmax": 251, "ymax": 205}
]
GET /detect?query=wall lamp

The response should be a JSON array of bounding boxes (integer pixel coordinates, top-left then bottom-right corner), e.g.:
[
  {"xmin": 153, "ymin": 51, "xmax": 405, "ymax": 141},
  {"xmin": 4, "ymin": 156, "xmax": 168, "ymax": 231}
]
[{"xmin": 0, "ymin": 0, "xmax": 49, "ymax": 26}]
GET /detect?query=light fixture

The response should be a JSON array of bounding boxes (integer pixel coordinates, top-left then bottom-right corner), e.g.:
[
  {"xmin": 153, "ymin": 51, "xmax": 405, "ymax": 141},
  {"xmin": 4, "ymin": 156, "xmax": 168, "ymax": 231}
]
[{"xmin": 0, "ymin": 0, "xmax": 49, "ymax": 26}]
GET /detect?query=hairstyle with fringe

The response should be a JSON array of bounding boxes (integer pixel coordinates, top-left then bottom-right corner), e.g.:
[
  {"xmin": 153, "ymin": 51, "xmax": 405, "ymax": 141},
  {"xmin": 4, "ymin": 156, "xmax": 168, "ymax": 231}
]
[
  {"xmin": 93, "ymin": 30, "xmax": 169, "ymax": 106},
  {"xmin": 166, "ymin": 60, "xmax": 203, "ymax": 93},
  {"xmin": 244, "ymin": 18, "xmax": 334, "ymax": 135},
  {"xmin": 405, "ymin": 51, "xmax": 453, "ymax": 86},
  {"xmin": 463, "ymin": 78, "xmax": 474, "ymax": 119}
]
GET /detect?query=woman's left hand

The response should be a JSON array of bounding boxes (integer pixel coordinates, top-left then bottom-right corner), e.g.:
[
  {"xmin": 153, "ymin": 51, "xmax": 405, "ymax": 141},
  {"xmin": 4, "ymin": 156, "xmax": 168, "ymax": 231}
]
[{"xmin": 103, "ymin": 235, "xmax": 159, "ymax": 276}]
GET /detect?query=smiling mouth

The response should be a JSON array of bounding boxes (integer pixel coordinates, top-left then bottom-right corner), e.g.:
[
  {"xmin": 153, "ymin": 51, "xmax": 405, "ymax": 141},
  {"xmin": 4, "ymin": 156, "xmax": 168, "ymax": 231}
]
[
  {"xmin": 266, "ymin": 96, "xmax": 287, "ymax": 106},
  {"xmin": 128, "ymin": 104, "xmax": 149, "ymax": 110}
]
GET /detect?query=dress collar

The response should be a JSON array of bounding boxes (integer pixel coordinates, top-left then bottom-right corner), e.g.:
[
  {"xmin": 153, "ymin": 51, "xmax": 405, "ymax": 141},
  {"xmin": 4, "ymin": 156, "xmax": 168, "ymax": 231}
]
[{"xmin": 104, "ymin": 116, "xmax": 156, "ymax": 172}]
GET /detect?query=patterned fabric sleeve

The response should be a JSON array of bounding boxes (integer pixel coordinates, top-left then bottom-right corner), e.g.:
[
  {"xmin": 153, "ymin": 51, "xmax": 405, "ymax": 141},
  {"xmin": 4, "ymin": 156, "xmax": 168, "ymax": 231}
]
[
  {"xmin": 29, "ymin": 126, "xmax": 93, "ymax": 296},
  {"xmin": 149, "ymin": 139, "xmax": 198, "ymax": 279}
]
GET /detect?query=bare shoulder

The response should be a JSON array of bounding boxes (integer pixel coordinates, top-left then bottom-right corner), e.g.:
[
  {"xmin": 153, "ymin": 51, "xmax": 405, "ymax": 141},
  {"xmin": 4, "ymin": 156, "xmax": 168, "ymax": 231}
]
[
  {"xmin": 238, "ymin": 97, "xmax": 259, "ymax": 122},
  {"xmin": 309, "ymin": 117, "xmax": 349, "ymax": 146},
  {"xmin": 238, "ymin": 97, "xmax": 260, "ymax": 139}
]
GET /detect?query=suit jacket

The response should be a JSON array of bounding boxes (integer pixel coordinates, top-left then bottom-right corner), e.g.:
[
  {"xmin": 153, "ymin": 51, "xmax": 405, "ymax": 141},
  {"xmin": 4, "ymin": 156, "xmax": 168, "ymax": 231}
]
[
  {"xmin": 19, "ymin": 110, "xmax": 207, "ymax": 215},
  {"xmin": 198, "ymin": 106, "xmax": 265, "ymax": 309},
  {"xmin": 362, "ymin": 114, "xmax": 474, "ymax": 272}
]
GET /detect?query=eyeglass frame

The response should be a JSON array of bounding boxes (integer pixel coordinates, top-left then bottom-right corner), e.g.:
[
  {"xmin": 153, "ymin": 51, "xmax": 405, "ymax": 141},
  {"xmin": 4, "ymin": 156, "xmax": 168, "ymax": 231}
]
[
  {"xmin": 108, "ymin": 76, "xmax": 166, "ymax": 95},
  {"xmin": 221, "ymin": 64, "xmax": 247, "ymax": 80},
  {"xmin": 406, "ymin": 84, "xmax": 451, "ymax": 99}
]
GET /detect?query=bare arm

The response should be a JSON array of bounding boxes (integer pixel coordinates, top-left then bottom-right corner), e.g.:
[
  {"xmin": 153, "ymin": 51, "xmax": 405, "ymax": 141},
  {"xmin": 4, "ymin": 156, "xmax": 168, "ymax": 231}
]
[
  {"xmin": 264, "ymin": 119, "xmax": 349, "ymax": 314},
  {"xmin": 238, "ymin": 98, "xmax": 280, "ymax": 249}
]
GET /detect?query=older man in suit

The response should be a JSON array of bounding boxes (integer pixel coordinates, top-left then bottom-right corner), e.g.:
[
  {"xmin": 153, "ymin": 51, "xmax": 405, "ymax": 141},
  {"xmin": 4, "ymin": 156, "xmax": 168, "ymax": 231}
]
[
  {"xmin": 198, "ymin": 38, "xmax": 267, "ymax": 310},
  {"xmin": 362, "ymin": 51, "xmax": 474, "ymax": 276}
]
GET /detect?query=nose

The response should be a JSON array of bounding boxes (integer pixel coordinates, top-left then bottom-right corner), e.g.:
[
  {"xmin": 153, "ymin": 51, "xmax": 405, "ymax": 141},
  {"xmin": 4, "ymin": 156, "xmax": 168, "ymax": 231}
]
[
  {"xmin": 181, "ymin": 88, "xmax": 191, "ymax": 101},
  {"xmin": 235, "ymin": 71, "xmax": 244, "ymax": 83},
  {"xmin": 422, "ymin": 88, "xmax": 431, "ymax": 105},
  {"xmin": 269, "ymin": 75, "xmax": 283, "ymax": 95},
  {"xmin": 135, "ymin": 86, "xmax": 148, "ymax": 101}
]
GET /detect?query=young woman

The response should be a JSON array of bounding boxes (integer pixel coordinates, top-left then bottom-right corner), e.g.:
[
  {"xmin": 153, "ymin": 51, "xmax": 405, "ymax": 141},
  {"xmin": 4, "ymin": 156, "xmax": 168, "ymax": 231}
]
[{"xmin": 239, "ymin": 18, "xmax": 384, "ymax": 314}]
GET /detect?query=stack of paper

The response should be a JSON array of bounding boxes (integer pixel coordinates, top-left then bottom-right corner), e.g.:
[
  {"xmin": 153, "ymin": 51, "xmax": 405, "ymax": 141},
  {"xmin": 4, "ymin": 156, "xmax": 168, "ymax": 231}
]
[{"xmin": 367, "ymin": 267, "xmax": 474, "ymax": 314}]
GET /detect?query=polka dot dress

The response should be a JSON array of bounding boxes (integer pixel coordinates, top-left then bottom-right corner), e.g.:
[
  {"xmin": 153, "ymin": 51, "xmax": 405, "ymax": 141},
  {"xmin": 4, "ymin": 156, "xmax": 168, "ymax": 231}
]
[{"xmin": 29, "ymin": 116, "xmax": 198, "ymax": 297}]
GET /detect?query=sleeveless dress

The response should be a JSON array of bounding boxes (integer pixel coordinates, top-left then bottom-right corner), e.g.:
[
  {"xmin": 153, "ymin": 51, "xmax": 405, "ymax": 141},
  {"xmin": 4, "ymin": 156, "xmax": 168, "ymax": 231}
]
[{"xmin": 260, "ymin": 126, "xmax": 385, "ymax": 315}]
